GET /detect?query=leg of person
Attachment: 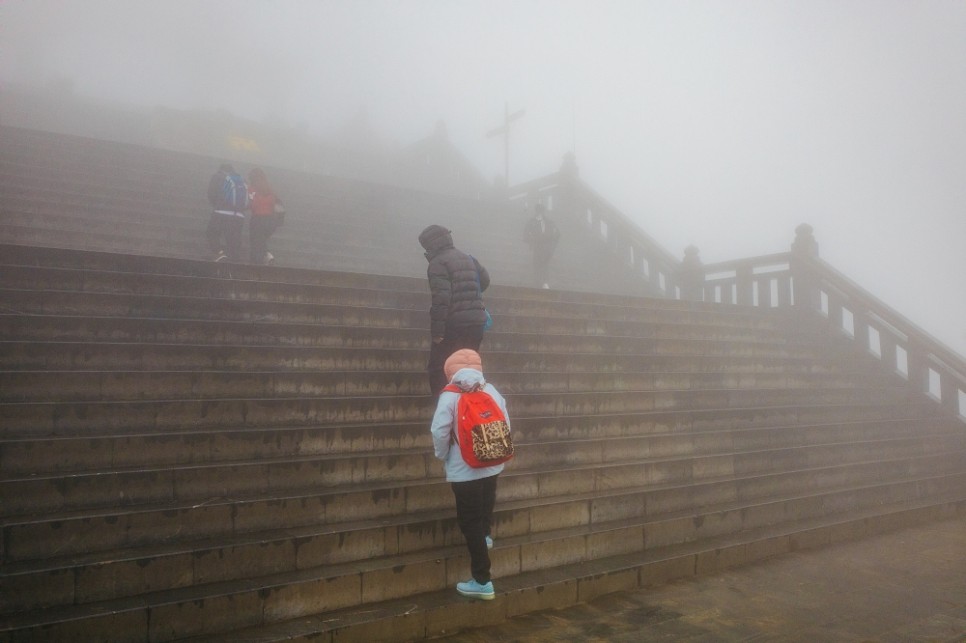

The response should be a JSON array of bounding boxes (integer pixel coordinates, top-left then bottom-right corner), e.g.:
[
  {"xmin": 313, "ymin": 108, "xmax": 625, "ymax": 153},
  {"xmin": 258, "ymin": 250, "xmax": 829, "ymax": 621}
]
[
  {"xmin": 480, "ymin": 474, "xmax": 498, "ymax": 547},
  {"xmin": 452, "ymin": 325, "xmax": 485, "ymax": 354},
  {"xmin": 451, "ymin": 479, "xmax": 494, "ymax": 599},
  {"xmin": 206, "ymin": 214, "xmax": 226, "ymax": 260},
  {"xmin": 536, "ymin": 246, "xmax": 552, "ymax": 288},
  {"xmin": 249, "ymin": 217, "xmax": 268, "ymax": 264},
  {"xmin": 264, "ymin": 217, "xmax": 277, "ymax": 264},
  {"xmin": 225, "ymin": 216, "xmax": 244, "ymax": 262},
  {"xmin": 427, "ymin": 336, "xmax": 459, "ymax": 398},
  {"xmin": 428, "ymin": 326, "xmax": 485, "ymax": 398}
]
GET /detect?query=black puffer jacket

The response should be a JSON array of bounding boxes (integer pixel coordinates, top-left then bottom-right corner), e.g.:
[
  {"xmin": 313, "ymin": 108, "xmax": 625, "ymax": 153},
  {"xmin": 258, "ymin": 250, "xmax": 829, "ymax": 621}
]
[{"xmin": 421, "ymin": 230, "xmax": 489, "ymax": 338}]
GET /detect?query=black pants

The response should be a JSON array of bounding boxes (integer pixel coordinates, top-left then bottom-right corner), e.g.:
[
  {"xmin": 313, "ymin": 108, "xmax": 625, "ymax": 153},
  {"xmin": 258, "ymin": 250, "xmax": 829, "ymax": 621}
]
[
  {"xmin": 206, "ymin": 212, "xmax": 244, "ymax": 260},
  {"xmin": 249, "ymin": 215, "xmax": 277, "ymax": 263},
  {"xmin": 451, "ymin": 474, "xmax": 498, "ymax": 584},
  {"xmin": 428, "ymin": 325, "xmax": 484, "ymax": 397},
  {"xmin": 532, "ymin": 246, "xmax": 554, "ymax": 285}
]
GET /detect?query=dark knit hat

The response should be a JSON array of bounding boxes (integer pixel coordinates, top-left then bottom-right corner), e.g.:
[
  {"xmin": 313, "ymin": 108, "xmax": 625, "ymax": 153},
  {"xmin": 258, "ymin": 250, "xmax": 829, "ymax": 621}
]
[{"xmin": 418, "ymin": 224, "xmax": 452, "ymax": 250}]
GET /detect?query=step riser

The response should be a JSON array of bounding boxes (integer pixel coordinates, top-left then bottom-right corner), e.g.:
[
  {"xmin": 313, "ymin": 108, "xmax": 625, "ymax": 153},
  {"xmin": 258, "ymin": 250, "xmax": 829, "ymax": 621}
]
[
  {"xmin": 0, "ymin": 370, "xmax": 883, "ymax": 403},
  {"xmin": 5, "ymin": 433, "xmax": 964, "ymax": 517},
  {"xmin": 0, "ymin": 388, "xmax": 911, "ymax": 434},
  {"xmin": 1, "ymin": 317, "xmax": 809, "ymax": 356},
  {"xmin": 0, "ymin": 277, "xmax": 789, "ymax": 330},
  {"xmin": 5, "ymin": 413, "xmax": 950, "ymax": 478},
  {"xmin": 0, "ymin": 342, "xmax": 858, "ymax": 375},
  {"xmin": 5, "ymin": 474, "xmax": 965, "ymax": 638},
  {"xmin": 6, "ymin": 451, "xmax": 964, "ymax": 564}
]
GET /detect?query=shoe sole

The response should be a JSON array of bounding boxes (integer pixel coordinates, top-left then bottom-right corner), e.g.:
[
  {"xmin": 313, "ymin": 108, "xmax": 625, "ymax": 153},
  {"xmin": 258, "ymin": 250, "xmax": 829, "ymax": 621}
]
[{"xmin": 457, "ymin": 589, "xmax": 495, "ymax": 600}]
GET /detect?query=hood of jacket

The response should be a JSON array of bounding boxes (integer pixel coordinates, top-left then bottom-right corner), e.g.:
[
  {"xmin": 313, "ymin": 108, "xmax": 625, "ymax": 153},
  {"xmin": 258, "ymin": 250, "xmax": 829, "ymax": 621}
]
[
  {"xmin": 449, "ymin": 367, "xmax": 486, "ymax": 392},
  {"xmin": 444, "ymin": 349, "xmax": 483, "ymax": 380},
  {"xmin": 419, "ymin": 224, "xmax": 454, "ymax": 257}
]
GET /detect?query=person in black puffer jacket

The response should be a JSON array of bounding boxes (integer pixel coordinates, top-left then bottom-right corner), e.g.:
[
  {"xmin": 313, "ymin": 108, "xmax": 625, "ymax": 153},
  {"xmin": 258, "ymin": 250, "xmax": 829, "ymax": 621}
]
[{"xmin": 418, "ymin": 224, "xmax": 490, "ymax": 397}]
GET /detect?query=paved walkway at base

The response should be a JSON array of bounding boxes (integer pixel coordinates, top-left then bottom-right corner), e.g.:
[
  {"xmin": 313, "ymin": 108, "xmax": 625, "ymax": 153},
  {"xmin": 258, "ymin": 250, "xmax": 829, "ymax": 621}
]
[{"xmin": 442, "ymin": 517, "xmax": 966, "ymax": 642}]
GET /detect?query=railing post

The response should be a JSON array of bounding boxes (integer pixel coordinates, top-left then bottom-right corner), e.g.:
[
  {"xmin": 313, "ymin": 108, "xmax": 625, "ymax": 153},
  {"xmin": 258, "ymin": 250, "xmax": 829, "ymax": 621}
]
[
  {"xmin": 852, "ymin": 310, "xmax": 871, "ymax": 354},
  {"xmin": 940, "ymin": 373, "xmax": 962, "ymax": 417},
  {"xmin": 905, "ymin": 340, "xmax": 930, "ymax": 397},
  {"xmin": 736, "ymin": 265, "xmax": 754, "ymax": 306},
  {"xmin": 827, "ymin": 294, "xmax": 844, "ymax": 335},
  {"xmin": 879, "ymin": 330, "xmax": 899, "ymax": 374},
  {"xmin": 678, "ymin": 245, "xmax": 704, "ymax": 302},
  {"xmin": 790, "ymin": 223, "xmax": 821, "ymax": 315}
]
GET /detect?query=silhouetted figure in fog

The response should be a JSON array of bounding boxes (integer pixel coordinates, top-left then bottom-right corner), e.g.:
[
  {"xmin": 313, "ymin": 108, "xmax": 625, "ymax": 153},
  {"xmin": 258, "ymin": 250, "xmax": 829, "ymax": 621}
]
[
  {"xmin": 247, "ymin": 167, "xmax": 283, "ymax": 265},
  {"xmin": 418, "ymin": 225, "xmax": 490, "ymax": 398},
  {"xmin": 206, "ymin": 163, "xmax": 248, "ymax": 262},
  {"xmin": 523, "ymin": 203, "xmax": 560, "ymax": 289}
]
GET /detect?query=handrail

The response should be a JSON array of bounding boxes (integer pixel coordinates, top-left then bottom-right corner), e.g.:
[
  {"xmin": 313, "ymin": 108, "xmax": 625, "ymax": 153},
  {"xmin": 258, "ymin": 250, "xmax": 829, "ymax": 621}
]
[
  {"xmin": 692, "ymin": 245, "xmax": 965, "ymax": 420},
  {"xmin": 800, "ymin": 254, "xmax": 966, "ymax": 373},
  {"xmin": 508, "ymin": 168, "xmax": 680, "ymax": 296},
  {"xmin": 509, "ymin": 166, "xmax": 964, "ymax": 421}
]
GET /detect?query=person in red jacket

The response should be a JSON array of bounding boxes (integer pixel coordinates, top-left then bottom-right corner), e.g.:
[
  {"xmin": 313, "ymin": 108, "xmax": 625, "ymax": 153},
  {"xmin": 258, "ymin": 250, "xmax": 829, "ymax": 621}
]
[{"xmin": 247, "ymin": 167, "xmax": 282, "ymax": 265}]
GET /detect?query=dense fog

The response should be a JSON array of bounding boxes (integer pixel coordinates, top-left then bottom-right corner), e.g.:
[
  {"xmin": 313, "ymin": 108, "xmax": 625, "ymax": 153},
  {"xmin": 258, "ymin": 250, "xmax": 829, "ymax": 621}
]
[{"xmin": 2, "ymin": 0, "xmax": 964, "ymax": 355}]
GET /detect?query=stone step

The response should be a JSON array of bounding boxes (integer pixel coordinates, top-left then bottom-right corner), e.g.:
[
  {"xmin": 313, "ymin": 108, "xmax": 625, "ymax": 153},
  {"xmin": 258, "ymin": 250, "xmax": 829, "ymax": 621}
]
[
  {"xmin": 0, "ymin": 290, "xmax": 797, "ymax": 344},
  {"xmin": 3, "ymin": 407, "xmax": 946, "ymax": 476},
  {"xmin": 0, "ymin": 246, "xmax": 783, "ymax": 330},
  {"xmin": 0, "ymin": 386, "xmax": 915, "ymax": 435},
  {"xmin": 0, "ymin": 339, "xmax": 871, "ymax": 378},
  {"xmin": 0, "ymin": 255, "xmax": 786, "ymax": 329},
  {"xmin": 7, "ymin": 406, "xmax": 957, "ymax": 509},
  {"xmin": 2, "ymin": 473, "xmax": 964, "ymax": 640},
  {"xmin": 0, "ymin": 316, "xmax": 823, "ymax": 362},
  {"xmin": 0, "ymin": 204, "xmax": 420, "ymax": 259},
  {"xmin": 174, "ymin": 495, "xmax": 966, "ymax": 643},
  {"xmin": 0, "ymin": 367, "xmax": 886, "ymax": 403},
  {"xmin": 5, "ymin": 438, "xmax": 962, "ymax": 565},
  {"xmin": 0, "ymin": 243, "xmax": 423, "ymax": 292},
  {"xmin": 4, "ymin": 423, "xmax": 961, "ymax": 519}
]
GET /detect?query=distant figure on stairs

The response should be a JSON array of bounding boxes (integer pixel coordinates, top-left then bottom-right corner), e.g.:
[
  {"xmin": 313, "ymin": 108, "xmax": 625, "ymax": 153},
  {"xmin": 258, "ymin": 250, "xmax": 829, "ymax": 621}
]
[
  {"xmin": 205, "ymin": 163, "xmax": 249, "ymax": 262},
  {"xmin": 523, "ymin": 202, "xmax": 560, "ymax": 289},
  {"xmin": 247, "ymin": 167, "xmax": 283, "ymax": 265},
  {"xmin": 418, "ymin": 224, "xmax": 491, "ymax": 398},
  {"xmin": 431, "ymin": 349, "xmax": 509, "ymax": 601}
]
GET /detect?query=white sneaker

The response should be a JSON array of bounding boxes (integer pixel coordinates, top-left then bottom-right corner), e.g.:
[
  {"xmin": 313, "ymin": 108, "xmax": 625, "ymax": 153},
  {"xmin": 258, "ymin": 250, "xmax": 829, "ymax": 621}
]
[
  {"xmin": 542, "ymin": 283, "xmax": 550, "ymax": 289},
  {"xmin": 485, "ymin": 535, "xmax": 494, "ymax": 550},
  {"xmin": 263, "ymin": 252, "xmax": 274, "ymax": 265}
]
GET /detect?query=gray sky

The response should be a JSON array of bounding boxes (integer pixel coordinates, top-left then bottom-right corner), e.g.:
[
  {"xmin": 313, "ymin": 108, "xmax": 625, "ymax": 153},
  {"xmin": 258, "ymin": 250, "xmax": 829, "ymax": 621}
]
[{"xmin": 3, "ymin": 0, "xmax": 964, "ymax": 356}]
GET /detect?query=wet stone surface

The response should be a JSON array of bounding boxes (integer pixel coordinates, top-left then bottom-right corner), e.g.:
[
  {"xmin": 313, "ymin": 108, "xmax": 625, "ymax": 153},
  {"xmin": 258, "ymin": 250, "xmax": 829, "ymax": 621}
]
[{"xmin": 440, "ymin": 516, "xmax": 966, "ymax": 642}]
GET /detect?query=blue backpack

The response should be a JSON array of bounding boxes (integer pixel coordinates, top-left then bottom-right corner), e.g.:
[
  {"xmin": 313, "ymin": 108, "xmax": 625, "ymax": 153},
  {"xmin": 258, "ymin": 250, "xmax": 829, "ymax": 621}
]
[{"xmin": 221, "ymin": 173, "xmax": 249, "ymax": 211}]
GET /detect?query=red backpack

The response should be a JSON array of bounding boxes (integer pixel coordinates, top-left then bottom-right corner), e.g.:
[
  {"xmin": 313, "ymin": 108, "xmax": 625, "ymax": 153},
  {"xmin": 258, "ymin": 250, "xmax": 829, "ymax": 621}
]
[{"xmin": 443, "ymin": 384, "xmax": 514, "ymax": 468}]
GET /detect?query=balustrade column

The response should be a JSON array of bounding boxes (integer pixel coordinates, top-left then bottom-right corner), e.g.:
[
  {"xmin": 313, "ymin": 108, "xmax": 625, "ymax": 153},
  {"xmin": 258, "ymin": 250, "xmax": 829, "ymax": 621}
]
[
  {"xmin": 790, "ymin": 224, "xmax": 821, "ymax": 316},
  {"xmin": 878, "ymin": 331, "xmax": 899, "ymax": 374},
  {"xmin": 939, "ymin": 373, "xmax": 963, "ymax": 417},
  {"xmin": 678, "ymin": 245, "xmax": 704, "ymax": 302},
  {"xmin": 905, "ymin": 340, "xmax": 930, "ymax": 397},
  {"xmin": 736, "ymin": 265, "xmax": 754, "ymax": 306},
  {"xmin": 852, "ymin": 310, "xmax": 871, "ymax": 354},
  {"xmin": 827, "ymin": 295, "xmax": 844, "ymax": 335}
]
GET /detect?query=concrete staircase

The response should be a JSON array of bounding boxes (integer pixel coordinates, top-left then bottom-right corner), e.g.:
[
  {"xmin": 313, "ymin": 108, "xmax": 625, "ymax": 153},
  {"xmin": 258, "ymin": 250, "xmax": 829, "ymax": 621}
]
[
  {"xmin": 1, "ymin": 127, "xmax": 965, "ymax": 641},
  {"xmin": 2, "ymin": 244, "xmax": 965, "ymax": 641},
  {"xmin": 0, "ymin": 125, "xmax": 659, "ymax": 297}
]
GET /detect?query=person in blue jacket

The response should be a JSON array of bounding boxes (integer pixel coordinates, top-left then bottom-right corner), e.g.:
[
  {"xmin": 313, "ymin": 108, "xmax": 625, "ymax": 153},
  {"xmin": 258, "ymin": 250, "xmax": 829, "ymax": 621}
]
[{"xmin": 431, "ymin": 349, "xmax": 510, "ymax": 600}]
